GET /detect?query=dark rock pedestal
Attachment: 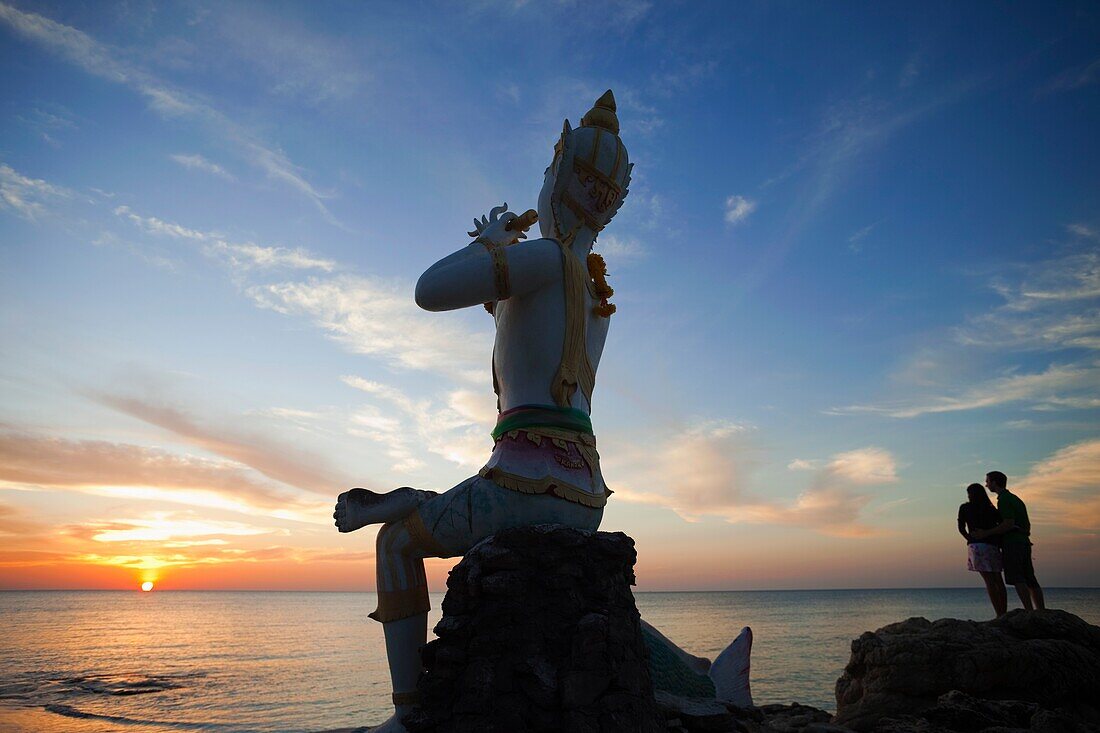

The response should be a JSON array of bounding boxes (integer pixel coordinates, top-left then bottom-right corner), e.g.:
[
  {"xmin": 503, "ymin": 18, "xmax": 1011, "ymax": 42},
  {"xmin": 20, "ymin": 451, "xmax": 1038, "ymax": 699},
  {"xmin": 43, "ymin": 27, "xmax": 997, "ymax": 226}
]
[
  {"xmin": 403, "ymin": 525, "xmax": 663, "ymax": 733},
  {"xmin": 834, "ymin": 609, "xmax": 1100, "ymax": 733}
]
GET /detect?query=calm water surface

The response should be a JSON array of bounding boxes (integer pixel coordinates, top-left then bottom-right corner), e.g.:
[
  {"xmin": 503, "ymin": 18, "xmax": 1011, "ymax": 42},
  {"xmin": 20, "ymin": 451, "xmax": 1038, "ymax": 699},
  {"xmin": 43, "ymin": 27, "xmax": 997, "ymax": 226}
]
[{"xmin": 2, "ymin": 589, "xmax": 1098, "ymax": 732}]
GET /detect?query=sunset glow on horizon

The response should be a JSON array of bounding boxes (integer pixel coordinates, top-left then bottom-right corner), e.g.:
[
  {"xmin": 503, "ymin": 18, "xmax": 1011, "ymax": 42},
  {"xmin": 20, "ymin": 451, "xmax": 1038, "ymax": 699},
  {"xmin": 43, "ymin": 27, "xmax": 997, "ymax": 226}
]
[{"xmin": 1, "ymin": 2, "xmax": 1097, "ymax": 593}]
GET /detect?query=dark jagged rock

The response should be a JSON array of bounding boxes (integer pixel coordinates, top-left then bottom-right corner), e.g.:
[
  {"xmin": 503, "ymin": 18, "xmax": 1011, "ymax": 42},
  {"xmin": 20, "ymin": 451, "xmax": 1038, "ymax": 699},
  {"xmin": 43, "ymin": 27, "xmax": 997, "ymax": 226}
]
[
  {"xmin": 655, "ymin": 690, "xmax": 743, "ymax": 732},
  {"xmin": 755, "ymin": 703, "xmax": 848, "ymax": 733},
  {"xmin": 871, "ymin": 690, "xmax": 1100, "ymax": 732},
  {"xmin": 834, "ymin": 609, "xmax": 1100, "ymax": 733},
  {"xmin": 403, "ymin": 525, "xmax": 662, "ymax": 733},
  {"xmin": 652, "ymin": 695, "xmax": 853, "ymax": 733}
]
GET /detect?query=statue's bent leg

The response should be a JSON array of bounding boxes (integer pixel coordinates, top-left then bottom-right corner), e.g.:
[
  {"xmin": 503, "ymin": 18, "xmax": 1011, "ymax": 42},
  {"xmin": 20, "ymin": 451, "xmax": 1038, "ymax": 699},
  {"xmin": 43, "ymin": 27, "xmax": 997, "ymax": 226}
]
[
  {"xmin": 366, "ymin": 512, "xmax": 457, "ymax": 731},
  {"xmin": 366, "ymin": 476, "xmax": 601, "ymax": 731}
]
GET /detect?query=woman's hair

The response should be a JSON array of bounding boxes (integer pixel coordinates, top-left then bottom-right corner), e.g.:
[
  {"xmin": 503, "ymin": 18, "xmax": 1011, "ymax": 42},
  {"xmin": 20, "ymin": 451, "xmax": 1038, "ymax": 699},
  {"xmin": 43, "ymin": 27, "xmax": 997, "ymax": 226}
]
[{"xmin": 966, "ymin": 483, "xmax": 994, "ymax": 507}]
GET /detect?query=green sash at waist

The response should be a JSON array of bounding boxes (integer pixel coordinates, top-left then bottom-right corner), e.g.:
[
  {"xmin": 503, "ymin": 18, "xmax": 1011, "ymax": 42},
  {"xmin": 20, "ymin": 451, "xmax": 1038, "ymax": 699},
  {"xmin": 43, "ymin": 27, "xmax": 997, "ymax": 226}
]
[{"xmin": 491, "ymin": 404, "xmax": 593, "ymax": 441}]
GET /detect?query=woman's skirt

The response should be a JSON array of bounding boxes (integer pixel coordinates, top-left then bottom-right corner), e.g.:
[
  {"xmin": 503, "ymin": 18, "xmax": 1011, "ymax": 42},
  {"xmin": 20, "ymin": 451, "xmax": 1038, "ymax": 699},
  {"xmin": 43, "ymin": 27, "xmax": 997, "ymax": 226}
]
[{"xmin": 967, "ymin": 542, "xmax": 1003, "ymax": 572}]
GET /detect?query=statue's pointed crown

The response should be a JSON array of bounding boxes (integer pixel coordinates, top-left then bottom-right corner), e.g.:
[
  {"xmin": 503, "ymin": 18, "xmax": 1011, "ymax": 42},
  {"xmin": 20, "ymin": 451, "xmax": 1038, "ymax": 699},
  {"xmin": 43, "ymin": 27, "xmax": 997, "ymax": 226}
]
[
  {"xmin": 580, "ymin": 89, "xmax": 619, "ymax": 135},
  {"xmin": 549, "ymin": 88, "xmax": 631, "ymax": 241}
]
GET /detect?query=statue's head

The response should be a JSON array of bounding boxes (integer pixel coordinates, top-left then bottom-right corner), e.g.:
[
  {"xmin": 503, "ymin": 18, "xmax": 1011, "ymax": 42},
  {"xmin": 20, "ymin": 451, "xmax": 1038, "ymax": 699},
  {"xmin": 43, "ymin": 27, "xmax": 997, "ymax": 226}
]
[{"xmin": 537, "ymin": 90, "xmax": 632, "ymax": 246}]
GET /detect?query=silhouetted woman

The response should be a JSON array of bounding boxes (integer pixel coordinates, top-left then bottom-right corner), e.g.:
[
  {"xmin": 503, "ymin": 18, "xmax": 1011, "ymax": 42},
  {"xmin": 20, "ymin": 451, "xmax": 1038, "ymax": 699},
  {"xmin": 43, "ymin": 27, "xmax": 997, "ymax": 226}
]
[{"xmin": 958, "ymin": 483, "xmax": 1007, "ymax": 616}]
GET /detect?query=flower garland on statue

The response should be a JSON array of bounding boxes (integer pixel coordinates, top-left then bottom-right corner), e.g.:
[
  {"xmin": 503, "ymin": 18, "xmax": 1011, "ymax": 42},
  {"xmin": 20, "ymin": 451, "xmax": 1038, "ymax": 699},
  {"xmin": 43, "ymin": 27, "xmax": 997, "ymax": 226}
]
[
  {"xmin": 483, "ymin": 249, "xmax": 617, "ymax": 318},
  {"xmin": 586, "ymin": 252, "xmax": 616, "ymax": 317}
]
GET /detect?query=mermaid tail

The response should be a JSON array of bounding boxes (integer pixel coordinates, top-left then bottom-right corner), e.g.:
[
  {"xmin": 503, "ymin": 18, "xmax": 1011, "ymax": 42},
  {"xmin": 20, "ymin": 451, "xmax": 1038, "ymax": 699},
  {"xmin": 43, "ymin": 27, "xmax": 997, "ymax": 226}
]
[{"xmin": 709, "ymin": 626, "xmax": 753, "ymax": 707}]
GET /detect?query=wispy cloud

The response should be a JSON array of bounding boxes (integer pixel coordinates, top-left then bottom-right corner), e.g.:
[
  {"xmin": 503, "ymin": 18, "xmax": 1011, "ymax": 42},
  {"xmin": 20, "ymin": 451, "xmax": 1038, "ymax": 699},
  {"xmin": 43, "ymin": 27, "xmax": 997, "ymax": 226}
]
[
  {"xmin": 764, "ymin": 79, "xmax": 976, "ymax": 235},
  {"xmin": 835, "ymin": 238, "xmax": 1100, "ymax": 418},
  {"xmin": 847, "ymin": 222, "xmax": 877, "ymax": 252},
  {"xmin": 825, "ymin": 447, "xmax": 898, "ymax": 485},
  {"xmin": 16, "ymin": 105, "xmax": 77, "ymax": 147},
  {"xmin": 0, "ymin": 501, "xmax": 44, "ymax": 537},
  {"xmin": 724, "ymin": 195, "xmax": 757, "ymax": 225},
  {"xmin": 0, "ymin": 2, "xmax": 339, "ymax": 224},
  {"xmin": 469, "ymin": 0, "xmax": 653, "ymax": 28},
  {"xmin": 1040, "ymin": 56, "xmax": 1100, "ymax": 95},
  {"xmin": 90, "ymin": 394, "xmax": 352, "ymax": 496},
  {"xmin": 954, "ymin": 247, "xmax": 1100, "ymax": 351},
  {"xmin": 1067, "ymin": 223, "xmax": 1098, "ymax": 240},
  {"xmin": 0, "ymin": 162, "xmax": 73, "ymax": 220},
  {"xmin": 249, "ymin": 276, "xmax": 492, "ymax": 382},
  {"xmin": 342, "ymin": 376, "xmax": 495, "ymax": 472},
  {"xmin": 0, "ymin": 430, "xmax": 326, "ymax": 521},
  {"xmin": 169, "ymin": 153, "xmax": 235, "ymax": 181},
  {"xmin": 607, "ymin": 421, "xmax": 896, "ymax": 536},
  {"xmin": 114, "ymin": 205, "xmax": 335, "ymax": 271},
  {"xmin": 830, "ymin": 361, "xmax": 1100, "ymax": 418},
  {"xmin": 200, "ymin": 4, "xmax": 369, "ymax": 107},
  {"xmin": 596, "ymin": 233, "xmax": 647, "ymax": 262},
  {"xmin": 648, "ymin": 60, "xmax": 718, "ymax": 98},
  {"xmin": 82, "ymin": 512, "xmax": 275, "ymax": 544},
  {"xmin": 898, "ymin": 53, "xmax": 923, "ymax": 88}
]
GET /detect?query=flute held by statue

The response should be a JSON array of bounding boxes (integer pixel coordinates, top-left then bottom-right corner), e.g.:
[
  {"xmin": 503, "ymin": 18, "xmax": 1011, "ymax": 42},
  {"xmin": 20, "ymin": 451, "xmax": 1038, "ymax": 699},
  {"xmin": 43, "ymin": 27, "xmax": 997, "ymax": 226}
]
[{"xmin": 505, "ymin": 209, "xmax": 538, "ymax": 233}]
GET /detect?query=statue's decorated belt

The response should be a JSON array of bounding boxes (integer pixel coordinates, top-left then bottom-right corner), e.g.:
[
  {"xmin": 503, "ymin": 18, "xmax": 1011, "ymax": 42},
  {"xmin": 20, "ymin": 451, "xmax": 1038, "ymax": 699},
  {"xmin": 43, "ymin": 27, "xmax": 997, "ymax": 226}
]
[
  {"xmin": 491, "ymin": 404, "xmax": 593, "ymax": 441},
  {"xmin": 479, "ymin": 422, "xmax": 608, "ymax": 508}
]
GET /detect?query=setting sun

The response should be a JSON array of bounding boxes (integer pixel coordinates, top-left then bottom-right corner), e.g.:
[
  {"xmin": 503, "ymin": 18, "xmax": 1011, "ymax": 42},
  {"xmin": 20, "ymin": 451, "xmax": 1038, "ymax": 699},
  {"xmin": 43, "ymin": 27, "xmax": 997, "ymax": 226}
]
[{"xmin": 140, "ymin": 581, "xmax": 154, "ymax": 592}]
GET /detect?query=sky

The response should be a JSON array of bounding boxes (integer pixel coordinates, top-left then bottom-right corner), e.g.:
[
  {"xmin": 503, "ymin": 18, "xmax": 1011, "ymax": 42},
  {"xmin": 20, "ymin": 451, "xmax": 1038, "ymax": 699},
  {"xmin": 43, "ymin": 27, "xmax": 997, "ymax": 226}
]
[{"xmin": 0, "ymin": 0, "xmax": 1097, "ymax": 592}]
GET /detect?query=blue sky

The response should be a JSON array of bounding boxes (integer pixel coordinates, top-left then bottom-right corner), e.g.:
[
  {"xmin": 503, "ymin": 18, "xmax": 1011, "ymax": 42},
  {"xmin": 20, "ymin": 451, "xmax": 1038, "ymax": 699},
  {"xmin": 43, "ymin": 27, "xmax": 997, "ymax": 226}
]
[{"xmin": 1, "ymin": 0, "xmax": 1097, "ymax": 590}]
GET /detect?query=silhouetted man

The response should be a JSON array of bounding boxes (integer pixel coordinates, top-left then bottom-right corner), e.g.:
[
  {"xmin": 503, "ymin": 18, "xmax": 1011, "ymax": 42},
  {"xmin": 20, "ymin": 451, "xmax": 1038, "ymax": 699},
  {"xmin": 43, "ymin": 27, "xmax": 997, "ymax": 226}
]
[{"xmin": 974, "ymin": 471, "xmax": 1045, "ymax": 610}]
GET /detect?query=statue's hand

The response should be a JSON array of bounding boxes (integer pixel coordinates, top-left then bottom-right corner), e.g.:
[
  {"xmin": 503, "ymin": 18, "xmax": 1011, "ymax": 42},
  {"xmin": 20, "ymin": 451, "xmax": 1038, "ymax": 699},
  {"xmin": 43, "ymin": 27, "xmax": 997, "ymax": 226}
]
[{"xmin": 468, "ymin": 202, "xmax": 525, "ymax": 248}]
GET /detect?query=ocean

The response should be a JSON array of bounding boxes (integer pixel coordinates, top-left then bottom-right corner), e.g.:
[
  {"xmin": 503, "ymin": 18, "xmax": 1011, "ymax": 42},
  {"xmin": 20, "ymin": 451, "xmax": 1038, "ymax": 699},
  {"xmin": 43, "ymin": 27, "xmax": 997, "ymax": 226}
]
[{"xmin": 1, "ymin": 588, "xmax": 1098, "ymax": 732}]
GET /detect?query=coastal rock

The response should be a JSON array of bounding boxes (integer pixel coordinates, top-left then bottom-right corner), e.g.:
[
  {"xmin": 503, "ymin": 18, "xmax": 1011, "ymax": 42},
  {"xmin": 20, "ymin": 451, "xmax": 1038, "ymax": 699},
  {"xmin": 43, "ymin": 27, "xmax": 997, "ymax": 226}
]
[
  {"xmin": 403, "ymin": 525, "xmax": 662, "ymax": 733},
  {"xmin": 754, "ymin": 703, "xmax": 849, "ymax": 733},
  {"xmin": 834, "ymin": 609, "xmax": 1100, "ymax": 733},
  {"xmin": 652, "ymin": 695, "xmax": 854, "ymax": 733},
  {"xmin": 871, "ymin": 690, "xmax": 1100, "ymax": 732},
  {"xmin": 655, "ymin": 690, "xmax": 742, "ymax": 732}
]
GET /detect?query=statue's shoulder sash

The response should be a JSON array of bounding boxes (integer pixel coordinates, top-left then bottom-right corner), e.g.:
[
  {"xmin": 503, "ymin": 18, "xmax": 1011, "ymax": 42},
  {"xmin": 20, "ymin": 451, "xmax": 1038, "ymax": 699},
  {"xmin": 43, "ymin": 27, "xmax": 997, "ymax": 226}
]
[{"xmin": 550, "ymin": 240, "xmax": 596, "ymax": 409}]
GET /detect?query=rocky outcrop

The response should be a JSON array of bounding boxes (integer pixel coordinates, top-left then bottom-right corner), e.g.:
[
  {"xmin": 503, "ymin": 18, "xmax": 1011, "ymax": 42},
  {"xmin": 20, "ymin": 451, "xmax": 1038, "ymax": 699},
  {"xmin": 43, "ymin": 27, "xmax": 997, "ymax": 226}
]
[
  {"xmin": 654, "ymin": 694, "xmax": 851, "ymax": 733},
  {"xmin": 403, "ymin": 525, "xmax": 663, "ymax": 733},
  {"xmin": 399, "ymin": 525, "xmax": 1100, "ymax": 733},
  {"xmin": 834, "ymin": 609, "xmax": 1100, "ymax": 732},
  {"xmin": 871, "ymin": 690, "xmax": 1100, "ymax": 733}
]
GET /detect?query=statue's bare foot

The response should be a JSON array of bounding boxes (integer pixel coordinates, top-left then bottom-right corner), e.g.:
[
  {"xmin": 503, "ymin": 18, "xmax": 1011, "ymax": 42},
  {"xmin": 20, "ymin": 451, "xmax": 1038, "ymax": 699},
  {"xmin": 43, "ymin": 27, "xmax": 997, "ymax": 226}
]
[
  {"xmin": 334, "ymin": 487, "xmax": 437, "ymax": 533},
  {"xmin": 366, "ymin": 715, "xmax": 406, "ymax": 733}
]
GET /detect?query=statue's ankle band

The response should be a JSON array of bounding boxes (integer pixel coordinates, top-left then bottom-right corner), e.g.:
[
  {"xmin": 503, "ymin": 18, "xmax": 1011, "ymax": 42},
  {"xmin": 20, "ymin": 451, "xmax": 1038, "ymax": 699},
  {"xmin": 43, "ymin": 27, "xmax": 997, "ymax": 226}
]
[
  {"xmin": 369, "ymin": 585, "xmax": 430, "ymax": 623},
  {"xmin": 392, "ymin": 691, "xmax": 421, "ymax": 706}
]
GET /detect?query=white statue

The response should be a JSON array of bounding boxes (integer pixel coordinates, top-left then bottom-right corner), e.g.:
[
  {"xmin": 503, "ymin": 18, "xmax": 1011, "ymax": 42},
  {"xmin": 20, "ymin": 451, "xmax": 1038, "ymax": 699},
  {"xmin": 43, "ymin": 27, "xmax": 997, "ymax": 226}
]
[
  {"xmin": 334, "ymin": 91, "xmax": 749, "ymax": 732},
  {"xmin": 334, "ymin": 89, "xmax": 627, "ymax": 732}
]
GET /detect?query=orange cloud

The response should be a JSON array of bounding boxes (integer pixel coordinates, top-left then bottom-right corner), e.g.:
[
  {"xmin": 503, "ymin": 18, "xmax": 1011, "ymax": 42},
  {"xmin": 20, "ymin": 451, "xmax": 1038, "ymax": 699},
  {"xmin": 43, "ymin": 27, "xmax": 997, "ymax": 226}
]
[
  {"xmin": 0, "ymin": 501, "xmax": 44, "ymax": 536},
  {"xmin": 2, "ymin": 431, "xmax": 292, "ymax": 504},
  {"xmin": 606, "ymin": 423, "xmax": 897, "ymax": 536},
  {"xmin": 92, "ymin": 393, "xmax": 353, "ymax": 494},
  {"xmin": 0, "ymin": 431, "xmax": 331, "ymax": 522},
  {"xmin": 1016, "ymin": 439, "xmax": 1100, "ymax": 531}
]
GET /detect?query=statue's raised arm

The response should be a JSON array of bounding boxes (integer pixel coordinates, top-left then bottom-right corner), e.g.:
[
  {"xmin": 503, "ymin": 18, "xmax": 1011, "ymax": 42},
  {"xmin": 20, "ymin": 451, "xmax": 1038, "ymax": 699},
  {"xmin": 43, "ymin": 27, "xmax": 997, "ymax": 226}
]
[{"xmin": 414, "ymin": 206, "xmax": 560, "ymax": 313}]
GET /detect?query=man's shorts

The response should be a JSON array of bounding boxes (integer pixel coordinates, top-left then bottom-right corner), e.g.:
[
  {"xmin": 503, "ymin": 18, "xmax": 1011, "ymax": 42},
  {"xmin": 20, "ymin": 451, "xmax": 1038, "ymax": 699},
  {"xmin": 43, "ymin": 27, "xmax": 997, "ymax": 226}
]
[{"xmin": 1002, "ymin": 542, "xmax": 1039, "ymax": 587}]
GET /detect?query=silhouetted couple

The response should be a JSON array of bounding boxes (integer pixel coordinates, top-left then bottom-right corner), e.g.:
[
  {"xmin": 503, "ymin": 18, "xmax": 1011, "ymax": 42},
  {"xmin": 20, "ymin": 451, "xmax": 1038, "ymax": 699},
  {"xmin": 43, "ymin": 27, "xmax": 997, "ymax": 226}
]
[{"xmin": 956, "ymin": 471, "xmax": 1045, "ymax": 617}]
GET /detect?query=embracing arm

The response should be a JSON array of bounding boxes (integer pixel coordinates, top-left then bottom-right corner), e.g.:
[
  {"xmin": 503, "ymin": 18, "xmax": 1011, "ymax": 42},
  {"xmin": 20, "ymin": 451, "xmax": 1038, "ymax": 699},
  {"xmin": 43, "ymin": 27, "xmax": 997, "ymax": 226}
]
[
  {"xmin": 415, "ymin": 209, "xmax": 560, "ymax": 311},
  {"xmin": 971, "ymin": 518, "xmax": 1013, "ymax": 541},
  {"xmin": 957, "ymin": 517, "xmax": 971, "ymax": 542}
]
